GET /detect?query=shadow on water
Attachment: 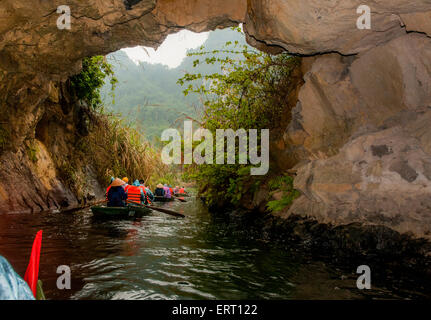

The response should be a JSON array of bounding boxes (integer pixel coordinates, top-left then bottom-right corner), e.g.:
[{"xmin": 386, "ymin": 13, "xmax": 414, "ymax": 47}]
[{"xmin": 0, "ymin": 198, "xmax": 426, "ymax": 300}]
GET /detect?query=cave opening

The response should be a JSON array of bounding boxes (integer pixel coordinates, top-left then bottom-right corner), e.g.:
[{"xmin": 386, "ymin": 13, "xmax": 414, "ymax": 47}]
[{"xmin": 99, "ymin": 26, "xmax": 252, "ymax": 144}]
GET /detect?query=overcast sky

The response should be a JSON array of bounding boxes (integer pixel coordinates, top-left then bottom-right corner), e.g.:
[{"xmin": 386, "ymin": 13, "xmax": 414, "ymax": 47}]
[{"xmin": 122, "ymin": 30, "xmax": 210, "ymax": 69}]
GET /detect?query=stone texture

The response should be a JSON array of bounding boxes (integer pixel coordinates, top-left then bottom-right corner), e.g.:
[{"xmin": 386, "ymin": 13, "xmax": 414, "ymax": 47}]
[
  {"xmin": 244, "ymin": 0, "xmax": 431, "ymax": 55},
  {"xmin": 277, "ymin": 33, "xmax": 431, "ymax": 240}
]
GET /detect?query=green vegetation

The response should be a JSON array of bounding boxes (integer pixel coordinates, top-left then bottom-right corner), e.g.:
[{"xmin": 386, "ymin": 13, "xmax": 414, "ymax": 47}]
[
  {"xmin": 266, "ymin": 175, "xmax": 300, "ymax": 213},
  {"xmin": 63, "ymin": 54, "xmax": 179, "ymax": 199},
  {"xmin": 101, "ymin": 28, "xmax": 251, "ymax": 141},
  {"xmin": 82, "ymin": 110, "xmax": 173, "ymax": 187},
  {"xmin": 71, "ymin": 56, "xmax": 118, "ymax": 110},
  {"xmin": 178, "ymin": 28, "xmax": 301, "ymax": 210}
]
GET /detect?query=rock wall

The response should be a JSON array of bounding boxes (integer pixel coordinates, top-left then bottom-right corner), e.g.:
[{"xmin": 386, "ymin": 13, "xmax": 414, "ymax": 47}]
[{"xmin": 1, "ymin": 1, "xmax": 431, "ymax": 241}]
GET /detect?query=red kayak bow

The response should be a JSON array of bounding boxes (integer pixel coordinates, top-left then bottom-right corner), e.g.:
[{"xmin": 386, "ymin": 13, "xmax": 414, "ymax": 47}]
[{"xmin": 24, "ymin": 230, "xmax": 43, "ymax": 297}]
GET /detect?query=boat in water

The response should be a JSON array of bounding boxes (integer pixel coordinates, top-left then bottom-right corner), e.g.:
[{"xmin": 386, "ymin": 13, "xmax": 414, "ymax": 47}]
[
  {"xmin": 153, "ymin": 196, "xmax": 175, "ymax": 202},
  {"xmin": 91, "ymin": 205, "xmax": 152, "ymax": 219}
]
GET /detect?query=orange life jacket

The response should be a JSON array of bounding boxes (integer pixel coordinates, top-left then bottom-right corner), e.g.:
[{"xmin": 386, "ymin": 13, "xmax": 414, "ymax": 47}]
[
  {"xmin": 105, "ymin": 185, "xmax": 112, "ymax": 201},
  {"xmin": 126, "ymin": 185, "xmax": 142, "ymax": 204},
  {"xmin": 179, "ymin": 188, "xmax": 185, "ymax": 193},
  {"xmin": 169, "ymin": 188, "xmax": 173, "ymax": 195}
]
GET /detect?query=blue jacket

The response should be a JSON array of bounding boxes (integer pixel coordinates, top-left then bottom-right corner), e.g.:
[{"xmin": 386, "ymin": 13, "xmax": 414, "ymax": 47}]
[
  {"xmin": 154, "ymin": 187, "xmax": 165, "ymax": 197},
  {"xmin": 0, "ymin": 255, "xmax": 34, "ymax": 300},
  {"xmin": 107, "ymin": 186, "xmax": 127, "ymax": 207}
]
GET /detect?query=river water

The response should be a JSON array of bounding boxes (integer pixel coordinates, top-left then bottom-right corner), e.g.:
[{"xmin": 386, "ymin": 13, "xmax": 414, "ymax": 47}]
[{"xmin": 0, "ymin": 198, "xmax": 414, "ymax": 300}]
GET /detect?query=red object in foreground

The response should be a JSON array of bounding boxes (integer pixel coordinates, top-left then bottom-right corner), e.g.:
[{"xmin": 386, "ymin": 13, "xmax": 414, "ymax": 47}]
[{"xmin": 24, "ymin": 230, "xmax": 43, "ymax": 297}]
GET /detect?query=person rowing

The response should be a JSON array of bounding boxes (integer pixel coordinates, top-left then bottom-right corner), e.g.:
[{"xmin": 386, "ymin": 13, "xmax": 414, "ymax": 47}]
[
  {"xmin": 107, "ymin": 178, "xmax": 127, "ymax": 207},
  {"xmin": 154, "ymin": 184, "xmax": 165, "ymax": 197}
]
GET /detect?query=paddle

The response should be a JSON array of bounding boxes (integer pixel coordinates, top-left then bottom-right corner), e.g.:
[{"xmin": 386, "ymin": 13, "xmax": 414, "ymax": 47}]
[{"xmin": 128, "ymin": 201, "xmax": 185, "ymax": 218}]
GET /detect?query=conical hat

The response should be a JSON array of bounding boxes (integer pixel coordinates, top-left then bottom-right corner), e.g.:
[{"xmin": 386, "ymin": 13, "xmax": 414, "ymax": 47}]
[{"xmin": 111, "ymin": 178, "xmax": 126, "ymax": 187}]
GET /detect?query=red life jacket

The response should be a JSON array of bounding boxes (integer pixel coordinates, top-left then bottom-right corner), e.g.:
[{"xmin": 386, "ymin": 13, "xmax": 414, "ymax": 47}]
[
  {"xmin": 105, "ymin": 185, "xmax": 112, "ymax": 201},
  {"xmin": 169, "ymin": 188, "xmax": 173, "ymax": 194},
  {"xmin": 126, "ymin": 185, "xmax": 142, "ymax": 204},
  {"xmin": 179, "ymin": 188, "xmax": 185, "ymax": 193}
]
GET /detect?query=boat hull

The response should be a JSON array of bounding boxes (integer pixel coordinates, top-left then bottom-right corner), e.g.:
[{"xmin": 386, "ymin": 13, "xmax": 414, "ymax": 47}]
[
  {"xmin": 174, "ymin": 193, "xmax": 190, "ymax": 197},
  {"xmin": 153, "ymin": 196, "xmax": 175, "ymax": 202},
  {"xmin": 91, "ymin": 205, "xmax": 151, "ymax": 218}
]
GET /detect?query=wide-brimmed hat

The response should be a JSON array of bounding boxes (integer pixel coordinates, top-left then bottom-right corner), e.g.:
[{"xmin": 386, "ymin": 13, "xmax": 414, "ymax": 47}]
[
  {"xmin": 112, "ymin": 178, "xmax": 126, "ymax": 187},
  {"xmin": 157, "ymin": 184, "xmax": 163, "ymax": 188},
  {"xmin": 122, "ymin": 177, "xmax": 129, "ymax": 183}
]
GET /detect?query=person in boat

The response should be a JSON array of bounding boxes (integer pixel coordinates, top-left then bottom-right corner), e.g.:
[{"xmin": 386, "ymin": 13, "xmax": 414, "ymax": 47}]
[
  {"xmin": 154, "ymin": 184, "xmax": 165, "ymax": 197},
  {"xmin": 174, "ymin": 186, "xmax": 180, "ymax": 195},
  {"xmin": 127, "ymin": 180, "xmax": 147, "ymax": 204},
  {"xmin": 133, "ymin": 180, "xmax": 151, "ymax": 205},
  {"xmin": 169, "ymin": 185, "xmax": 174, "ymax": 196},
  {"xmin": 0, "ymin": 255, "xmax": 35, "ymax": 300},
  {"xmin": 140, "ymin": 180, "xmax": 155, "ymax": 202},
  {"xmin": 105, "ymin": 177, "xmax": 115, "ymax": 202},
  {"xmin": 107, "ymin": 178, "xmax": 127, "ymax": 207},
  {"xmin": 163, "ymin": 184, "xmax": 172, "ymax": 199},
  {"xmin": 122, "ymin": 177, "xmax": 130, "ymax": 192},
  {"xmin": 179, "ymin": 186, "xmax": 187, "ymax": 194}
]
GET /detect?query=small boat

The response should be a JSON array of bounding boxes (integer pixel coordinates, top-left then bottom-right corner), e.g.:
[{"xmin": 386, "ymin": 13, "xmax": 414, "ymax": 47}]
[
  {"xmin": 174, "ymin": 193, "xmax": 190, "ymax": 197},
  {"xmin": 153, "ymin": 196, "xmax": 175, "ymax": 202},
  {"xmin": 91, "ymin": 205, "xmax": 152, "ymax": 218}
]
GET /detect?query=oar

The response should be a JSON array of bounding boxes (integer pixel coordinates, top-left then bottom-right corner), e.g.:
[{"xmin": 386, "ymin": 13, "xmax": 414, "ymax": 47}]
[{"xmin": 128, "ymin": 201, "xmax": 185, "ymax": 218}]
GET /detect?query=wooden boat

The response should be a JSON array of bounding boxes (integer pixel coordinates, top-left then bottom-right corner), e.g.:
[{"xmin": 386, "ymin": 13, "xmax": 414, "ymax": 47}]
[
  {"xmin": 174, "ymin": 193, "xmax": 190, "ymax": 197},
  {"xmin": 91, "ymin": 205, "xmax": 152, "ymax": 218},
  {"xmin": 153, "ymin": 196, "xmax": 175, "ymax": 202}
]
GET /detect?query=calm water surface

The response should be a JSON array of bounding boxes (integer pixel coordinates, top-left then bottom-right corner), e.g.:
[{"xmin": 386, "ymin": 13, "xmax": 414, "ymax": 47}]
[{"xmin": 0, "ymin": 198, "xmax": 401, "ymax": 300}]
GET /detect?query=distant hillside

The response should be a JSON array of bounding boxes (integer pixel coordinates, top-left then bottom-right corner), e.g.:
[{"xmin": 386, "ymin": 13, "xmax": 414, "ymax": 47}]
[{"xmin": 101, "ymin": 28, "xmax": 251, "ymax": 141}]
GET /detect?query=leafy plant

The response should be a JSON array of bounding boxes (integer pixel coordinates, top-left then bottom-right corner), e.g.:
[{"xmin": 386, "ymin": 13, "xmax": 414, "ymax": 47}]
[
  {"xmin": 178, "ymin": 28, "xmax": 301, "ymax": 209},
  {"xmin": 266, "ymin": 174, "xmax": 300, "ymax": 213},
  {"xmin": 71, "ymin": 56, "xmax": 118, "ymax": 110}
]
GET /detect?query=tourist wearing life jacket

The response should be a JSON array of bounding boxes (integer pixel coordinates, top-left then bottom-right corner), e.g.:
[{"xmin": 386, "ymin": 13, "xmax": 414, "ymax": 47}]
[
  {"xmin": 107, "ymin": 178, "xmax": 127, "ymax": 207},
  {"xmin": 127, "ymin": 181, "xmax": 146, "ymax": 205},
  {"xmin": 174, "ymin": 186, "xmax": 180, "ymax": 195},
  {"xmin": 169, "ymin": 185, "xmax": 174, "ymax": 196},
  {"xmin": 140, "ymin": 180, "xmax": 154, "ymax": 202},
  {"xmin": 133, "ymin": 180, "xmax": 151, "ymax": 205},
  {"xmin": 154, "ymin": 184, "xmax": 165, "ymax": 197},
  {"xmin": 179, "ymin": 187, "xmax": 186, "ymax": 194}
]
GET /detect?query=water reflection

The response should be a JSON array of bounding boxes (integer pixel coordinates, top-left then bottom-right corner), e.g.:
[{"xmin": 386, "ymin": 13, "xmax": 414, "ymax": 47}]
[{"xmin": 0, "ymin": 198, "xmax": 403, "ymax": 300}]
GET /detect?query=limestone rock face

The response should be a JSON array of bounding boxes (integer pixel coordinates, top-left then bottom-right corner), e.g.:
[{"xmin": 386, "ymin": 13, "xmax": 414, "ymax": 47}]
[
  {"xmin": 245, "ymin": 0, "xmax": 431, "ymax": 54},
  {"xmin": 278, "ymin": 33, "xmax": 431, "ymax": 240}
]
